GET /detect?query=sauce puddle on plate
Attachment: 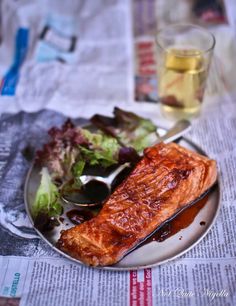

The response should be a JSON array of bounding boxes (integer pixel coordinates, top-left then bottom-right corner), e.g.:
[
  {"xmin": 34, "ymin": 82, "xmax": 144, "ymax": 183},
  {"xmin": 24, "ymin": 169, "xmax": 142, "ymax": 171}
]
[
  {"xmin": 66, "ymin": 209, "xmax": 94, "ymax": 225},
  {"xmin": 139, "ymin": 195, "xmax": 209, "ymax": 247}
]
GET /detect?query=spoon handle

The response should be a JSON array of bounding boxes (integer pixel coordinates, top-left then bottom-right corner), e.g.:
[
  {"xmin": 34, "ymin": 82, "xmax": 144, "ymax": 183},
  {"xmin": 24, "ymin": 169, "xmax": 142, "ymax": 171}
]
[
  {"xmin": 104, "ymin": 163, "xmax": 129, "ymax": 185},
  {"xmin": 158, "ymin": 119, "xmax": 191, "ymax": 144}
]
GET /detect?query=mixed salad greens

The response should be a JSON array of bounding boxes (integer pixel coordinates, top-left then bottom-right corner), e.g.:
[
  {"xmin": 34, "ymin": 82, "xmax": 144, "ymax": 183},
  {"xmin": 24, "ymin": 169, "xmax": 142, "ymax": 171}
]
[
  {"xmin": 33, "ymin": 108, "xmax": 159, "ymax": 222},
  {"xmin": 91, "ymin": 107, "xmax": 158, "ymax": 152}
]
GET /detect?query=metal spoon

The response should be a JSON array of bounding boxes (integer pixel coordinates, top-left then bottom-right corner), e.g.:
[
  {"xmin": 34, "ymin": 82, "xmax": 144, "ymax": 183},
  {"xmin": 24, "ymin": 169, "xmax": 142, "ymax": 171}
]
[
  {"xmin": 61, "ymin": 163, "xmax": 129, "ymax": 207},
  {"xmin": 79, "ymin": 162, "xmax": 129, "ymax": 190},
  {"xmin": 61, "ymin": 119, "xmax": 191, "ymax": 207},
  {"xmin": 158, "ymin": 119, "xmax": 191, "ymax": 144}
]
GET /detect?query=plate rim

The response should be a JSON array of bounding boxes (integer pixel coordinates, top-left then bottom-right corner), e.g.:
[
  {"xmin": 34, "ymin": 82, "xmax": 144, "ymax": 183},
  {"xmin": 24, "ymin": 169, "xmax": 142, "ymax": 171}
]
[{"xmin": 24, "ymin": 132, "xmax": 222, "ymax": 271}]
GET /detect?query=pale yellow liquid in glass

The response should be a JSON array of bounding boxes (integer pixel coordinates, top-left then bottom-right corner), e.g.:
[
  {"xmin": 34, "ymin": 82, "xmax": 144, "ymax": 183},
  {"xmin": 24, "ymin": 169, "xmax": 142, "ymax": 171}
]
[{"xmin": 159, "ymin": 48, "xmax": 207, "ymax": 119}]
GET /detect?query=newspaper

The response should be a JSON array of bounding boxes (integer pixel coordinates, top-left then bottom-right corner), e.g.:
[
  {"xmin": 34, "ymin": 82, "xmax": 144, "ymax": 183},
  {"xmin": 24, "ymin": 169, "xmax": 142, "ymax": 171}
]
[
  {"xmin": 0, "ymin": 103, "xmax": 236, "ymax": 306},
  {"xmin": 0, "ymin": 0, "xmax": 236, "ymax": 306},
  {"xmin": 0, "ymin": 0, "xmax": 133, "ymax": 116}
]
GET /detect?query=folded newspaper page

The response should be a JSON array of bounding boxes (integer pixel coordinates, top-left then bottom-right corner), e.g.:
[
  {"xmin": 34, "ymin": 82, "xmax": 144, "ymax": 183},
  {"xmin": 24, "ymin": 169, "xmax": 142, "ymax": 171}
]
[{"xmin": 0, "ymin": 0, "xmax": 133, "ymax": 116}]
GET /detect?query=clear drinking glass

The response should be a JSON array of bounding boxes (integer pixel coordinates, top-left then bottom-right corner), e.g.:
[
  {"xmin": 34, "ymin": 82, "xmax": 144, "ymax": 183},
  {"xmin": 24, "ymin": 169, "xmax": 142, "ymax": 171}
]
[{"xmin": 156, "ymin": 24, "xmax": 215, "ymax": 120}]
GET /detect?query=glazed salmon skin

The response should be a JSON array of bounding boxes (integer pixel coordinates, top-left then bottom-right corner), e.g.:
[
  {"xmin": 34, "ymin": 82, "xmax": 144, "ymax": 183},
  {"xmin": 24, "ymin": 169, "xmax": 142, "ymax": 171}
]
[{"xmin": 58, "ymin": 142, "xmax": 217, "ymax": 266}]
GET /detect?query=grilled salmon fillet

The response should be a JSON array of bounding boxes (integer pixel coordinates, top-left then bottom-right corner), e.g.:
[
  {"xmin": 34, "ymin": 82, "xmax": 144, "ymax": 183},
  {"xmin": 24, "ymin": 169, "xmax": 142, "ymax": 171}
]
[{"xmin": 58, "ymin": 142, "xmax": 217, "ymax": 266}]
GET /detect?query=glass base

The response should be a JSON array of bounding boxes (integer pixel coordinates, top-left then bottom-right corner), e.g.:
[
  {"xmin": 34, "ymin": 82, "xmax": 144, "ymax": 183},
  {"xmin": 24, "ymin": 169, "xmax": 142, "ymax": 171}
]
[{"xmin": 160, "ymin": 104, "xmax": 201, "ymax": 120}]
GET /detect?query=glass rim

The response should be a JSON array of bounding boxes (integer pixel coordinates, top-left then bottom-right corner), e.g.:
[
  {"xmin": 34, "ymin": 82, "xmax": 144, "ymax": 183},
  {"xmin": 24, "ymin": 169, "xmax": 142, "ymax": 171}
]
[{"xmin": 155, "ymin": 23, "xmax": 216, "ymax": 55}]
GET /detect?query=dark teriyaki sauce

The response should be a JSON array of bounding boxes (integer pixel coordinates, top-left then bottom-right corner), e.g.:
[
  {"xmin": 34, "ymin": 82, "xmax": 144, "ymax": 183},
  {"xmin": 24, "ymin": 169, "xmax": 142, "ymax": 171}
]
[
  {"xmin": 34, "ymin": 213, "xmax": 60, "ymax": 232},
  {"xmin": 83, "ymin": 180, "xmax": 110, "ymax": 203},
  {"xmin": 139, "ymin": 195, "xmax": 209, "ymax": 247},
  {"xmin": 61, "ymin": 180, "xmax": 110, "ymax": 206},
  {"xmin": 59, "ymin": 217, "xmax": 65, "ymax": 223},
  {"xmin": 66, "ymin": 209, "xmax": 94, "ymax": 225}
]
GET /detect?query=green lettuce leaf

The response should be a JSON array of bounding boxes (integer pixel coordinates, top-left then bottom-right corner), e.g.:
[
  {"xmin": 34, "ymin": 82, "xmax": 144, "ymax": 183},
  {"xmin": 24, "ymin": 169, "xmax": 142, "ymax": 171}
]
[
  {"xmin": 32, "ymin": 167, "xmax": 62, "ymax": 218},
  {"xmin": 72, "ymin": 160, "xmax": 86, "ymax": 187},
  {"xmin": 80, "ymin": 129, "xmax": 120, "ymax": 167}
]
